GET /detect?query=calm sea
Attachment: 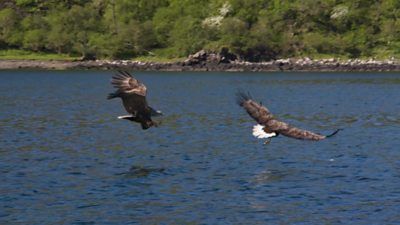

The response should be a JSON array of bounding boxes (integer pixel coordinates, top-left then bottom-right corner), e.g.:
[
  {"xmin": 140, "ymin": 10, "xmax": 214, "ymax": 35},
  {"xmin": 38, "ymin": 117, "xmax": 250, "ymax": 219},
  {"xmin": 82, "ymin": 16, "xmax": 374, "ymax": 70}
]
[{"xmin": 1, "ymin": 71, "xmax": 400, "ymax": 224}]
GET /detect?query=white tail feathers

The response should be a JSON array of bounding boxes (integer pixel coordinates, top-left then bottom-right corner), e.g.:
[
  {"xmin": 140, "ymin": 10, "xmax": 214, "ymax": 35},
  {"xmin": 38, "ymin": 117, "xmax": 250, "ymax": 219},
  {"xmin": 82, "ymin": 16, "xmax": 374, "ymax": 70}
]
[{"xmin": 252, "ymin": 124, "xmax": 276, "ymax": 139}]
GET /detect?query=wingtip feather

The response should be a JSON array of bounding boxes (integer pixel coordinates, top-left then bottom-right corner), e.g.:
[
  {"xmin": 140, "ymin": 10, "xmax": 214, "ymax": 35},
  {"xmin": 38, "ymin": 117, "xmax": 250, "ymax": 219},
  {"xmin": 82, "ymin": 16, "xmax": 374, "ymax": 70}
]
[
  {"xmin": 111, "ymin": 71, "xmax": 131, "ymax": 81},
  {"xmin": 117, "ymin": 70, "xmax": 132, "ymax": 77},
  {"xmin": 326, "ymin": 128, "xmax": 343, "ymax": 138},
  {"xmin": 236, "ymin": 89, "xmax": 252, "ymax": 106},
  {"xmin": 107, "ymin": 93, "xmax": 116, "ymax": 99}
]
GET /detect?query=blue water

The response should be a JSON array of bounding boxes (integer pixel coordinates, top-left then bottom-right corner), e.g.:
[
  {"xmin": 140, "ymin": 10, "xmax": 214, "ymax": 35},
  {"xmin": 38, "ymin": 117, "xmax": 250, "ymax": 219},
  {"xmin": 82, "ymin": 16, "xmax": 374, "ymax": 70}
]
[{"xmin": 1, "ymin": 71, "xmax": 400, "ymax": 224}]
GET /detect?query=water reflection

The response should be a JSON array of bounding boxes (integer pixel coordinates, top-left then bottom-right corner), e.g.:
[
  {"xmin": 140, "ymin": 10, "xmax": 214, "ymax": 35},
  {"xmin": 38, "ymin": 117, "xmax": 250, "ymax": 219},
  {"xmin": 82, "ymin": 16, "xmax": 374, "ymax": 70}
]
[{"xmin": 118, "ymin": 165, "xmax": 166, "ymax": 178}]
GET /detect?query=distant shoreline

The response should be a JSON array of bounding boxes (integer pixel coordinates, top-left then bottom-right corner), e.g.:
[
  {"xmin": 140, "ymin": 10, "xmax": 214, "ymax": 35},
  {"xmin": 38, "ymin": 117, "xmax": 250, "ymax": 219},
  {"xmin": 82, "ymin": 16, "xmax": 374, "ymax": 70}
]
[{"xmin": 1, "ymin": 59, "xmax": 400, "ymax": 72}]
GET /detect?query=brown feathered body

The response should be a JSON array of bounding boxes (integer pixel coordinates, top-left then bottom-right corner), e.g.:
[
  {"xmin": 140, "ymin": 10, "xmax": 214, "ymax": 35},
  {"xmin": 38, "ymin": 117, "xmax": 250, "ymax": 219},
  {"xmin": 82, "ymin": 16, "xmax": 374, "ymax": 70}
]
[
  {"xmin": 108, "ymin": 71, "xmax": 161, "ymax": 129},
  {"xmin": 236, "ymin": 92, "xmax": 337, "ymax": 141}
]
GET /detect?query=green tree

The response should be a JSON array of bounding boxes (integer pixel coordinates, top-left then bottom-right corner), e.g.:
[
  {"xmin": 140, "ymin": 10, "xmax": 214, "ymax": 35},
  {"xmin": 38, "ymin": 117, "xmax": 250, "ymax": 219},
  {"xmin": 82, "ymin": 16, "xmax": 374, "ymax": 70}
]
[
  {"xmin": 169, "ymin": 16, "xmax": 206, "ymax": 56},
  {"xmin": 46, "ymin": 10, "xmax": 72, "ymax": 54},
  {"xmin": 64, "ymin": 4, "xmax": 102, "ymax": 58},
  {"xmin": 218, "ymin": 17, "xmax": 249, "ymax": 58},
  {"xmin": 152, "ymin": 0, "xmax": 210, "ymax": 52},
  {"xmin": 0, "ymin": 8, "xmax": 19, "ymax": 47},
  {"xmin": 20, "ymin": 14, "xmax": 48, "ymax": 51},
  {"xmin": 1, "ymin": 0, "xmax": 400, "ymax": 60},
  {"xmin": 228, "ymin": 0, "xmax": 269, "ymax": 25}
]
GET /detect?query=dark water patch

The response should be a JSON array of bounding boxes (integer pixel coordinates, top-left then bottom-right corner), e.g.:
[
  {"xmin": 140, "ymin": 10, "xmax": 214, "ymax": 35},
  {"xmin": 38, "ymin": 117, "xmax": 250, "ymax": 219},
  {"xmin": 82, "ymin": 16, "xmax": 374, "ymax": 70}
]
[
  {"xmin": 76, "ymin": 204, "xmax": 99, "ymax": 209},
  {"xmin": 117, "ymin": 165, "xmax": 166, "ymax": 178},
  {"xmin": 73, "ymin": 221, "xmax": 96, "ymax": 225}
]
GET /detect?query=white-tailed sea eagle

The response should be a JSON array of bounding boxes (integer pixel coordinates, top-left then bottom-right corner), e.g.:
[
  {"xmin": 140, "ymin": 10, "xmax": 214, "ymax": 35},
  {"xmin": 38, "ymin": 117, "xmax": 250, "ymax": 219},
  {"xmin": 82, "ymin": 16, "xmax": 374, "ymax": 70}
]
[
  {"xmin": 108, "ymin": 71, "xmax": 162, "ymax": 129},
  {"xmin": 236, "ymin": 91, "xmax": 340, "ymax": 143}
]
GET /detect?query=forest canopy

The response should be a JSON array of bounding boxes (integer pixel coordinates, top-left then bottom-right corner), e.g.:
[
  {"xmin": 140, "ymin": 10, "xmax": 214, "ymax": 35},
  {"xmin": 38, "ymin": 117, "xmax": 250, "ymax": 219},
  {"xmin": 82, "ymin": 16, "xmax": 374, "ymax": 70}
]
[{"xmin": 0, "ymin": 0, "xmax": 399, "ymax": 61}]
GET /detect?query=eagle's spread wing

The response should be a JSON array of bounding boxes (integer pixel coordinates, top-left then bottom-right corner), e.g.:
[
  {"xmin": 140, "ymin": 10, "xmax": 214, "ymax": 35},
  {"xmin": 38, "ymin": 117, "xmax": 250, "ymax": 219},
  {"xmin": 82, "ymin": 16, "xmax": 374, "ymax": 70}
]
[
  {"xmin": 111, "ymin": 71, "xmax": 147, "ymax": 96},
  {"xmin": 236, "ymin": 91, "xmax": 328, "ymax": 141},
  {"xmin": 272, "ymin": 120, "xmax": 326, "ymax": 140}
]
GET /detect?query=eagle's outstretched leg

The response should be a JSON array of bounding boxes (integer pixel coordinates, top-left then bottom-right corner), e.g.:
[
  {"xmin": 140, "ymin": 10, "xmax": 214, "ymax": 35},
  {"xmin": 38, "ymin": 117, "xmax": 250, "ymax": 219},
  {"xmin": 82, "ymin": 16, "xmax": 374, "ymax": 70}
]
[
  {"xmin": 263, "ymin": 133, "xmax": 280, "ymax": 144},
  {"xmin": 252, "ymin": 124, "xmax": 277, "ymax": 144},
  {"xmin": 263, "ymin": 139, "xmax": 271, "ymax": 144},
  {"xmin": 131, "ymin": 111, "xmax": 138, "ymax": 117}
]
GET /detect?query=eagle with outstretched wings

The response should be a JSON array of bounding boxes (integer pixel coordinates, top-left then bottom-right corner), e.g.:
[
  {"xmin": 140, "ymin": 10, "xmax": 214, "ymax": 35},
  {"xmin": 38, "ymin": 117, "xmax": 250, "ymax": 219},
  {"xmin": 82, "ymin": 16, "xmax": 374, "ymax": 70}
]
[
  {"xmin": 236, "ymin": 91, "xmax": 340, "ymax": 143},
  {"xmin": 108, "ymin": 71, "xmax": 162, "ymax": 129}
]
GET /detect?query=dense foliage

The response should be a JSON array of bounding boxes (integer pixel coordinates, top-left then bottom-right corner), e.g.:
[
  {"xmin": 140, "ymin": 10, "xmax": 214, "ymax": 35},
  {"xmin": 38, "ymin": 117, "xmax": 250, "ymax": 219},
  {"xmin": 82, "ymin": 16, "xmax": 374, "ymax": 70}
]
[{"xmin": 1, "ymin": 0, "xmax": 399, "ymax": 61}]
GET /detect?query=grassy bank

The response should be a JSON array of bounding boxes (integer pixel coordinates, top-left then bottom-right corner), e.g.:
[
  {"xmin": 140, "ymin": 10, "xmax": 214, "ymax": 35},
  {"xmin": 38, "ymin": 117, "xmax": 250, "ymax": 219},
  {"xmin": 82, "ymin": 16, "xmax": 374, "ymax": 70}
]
[
  {"xmin": 0, "ymin": 49, "xmax": 186, "ymax": 63},
  {"xmin": 132, "ymin": 55, "xmax": 186, "ymax": 63},
  {"xmin": 0, "ymin": 50, "xmax": 79, "ymax": 60},
  {"xmin": 1, "ymin": 49, "xmax": 398, "ymax": 63}
]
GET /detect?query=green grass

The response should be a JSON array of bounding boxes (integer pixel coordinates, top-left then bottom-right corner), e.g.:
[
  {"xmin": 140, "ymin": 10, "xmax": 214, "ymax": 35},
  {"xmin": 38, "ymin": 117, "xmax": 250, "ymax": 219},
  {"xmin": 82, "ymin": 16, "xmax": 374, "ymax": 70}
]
[
  {"xmin": 2, "ymin": 49, "xmax": 396, "ymax": 63},
  {"xmin": 0, "ymin": 49, "xmax": 78, "ymax": 60},
  {"xmin": 297, "ymin": 52, "xmax": 400, "ymax": 61},
  {"xmin": 132, "ymin": 55, "xmax": 185, "ymax": 63},
  {"xmin": 131, "ymin": 48, "xmax": 186, "ymax": 63},
  {"xmin": 0, "ymin": 49, "xmax": 185, "ymax": 62}
]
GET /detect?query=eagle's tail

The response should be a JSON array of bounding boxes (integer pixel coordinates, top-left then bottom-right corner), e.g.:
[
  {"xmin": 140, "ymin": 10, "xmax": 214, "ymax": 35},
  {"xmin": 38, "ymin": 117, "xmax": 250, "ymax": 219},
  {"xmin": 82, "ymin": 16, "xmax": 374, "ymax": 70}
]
[
  {"xmin": 236, "ymin": 90, "xmax": 252, "ymax": 106},
  {"xmin": 252, "ymin": 124, "xmax": 277, "ymax": 139},
  {"xmin": 149, "ymin": 106, "xmax": 163, "ymax": 117},
  {"xmin": 326, "ymin": 128, "xmax": 343, "ymax": 138}
]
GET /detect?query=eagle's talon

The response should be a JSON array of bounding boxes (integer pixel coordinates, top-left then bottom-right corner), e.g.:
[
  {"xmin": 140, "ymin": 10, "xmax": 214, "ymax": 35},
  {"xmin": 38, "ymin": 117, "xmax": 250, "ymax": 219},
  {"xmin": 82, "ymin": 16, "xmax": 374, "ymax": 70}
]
[{"xmin": 263, "ymin": 139, "xmax": 271, "ymax": 144}]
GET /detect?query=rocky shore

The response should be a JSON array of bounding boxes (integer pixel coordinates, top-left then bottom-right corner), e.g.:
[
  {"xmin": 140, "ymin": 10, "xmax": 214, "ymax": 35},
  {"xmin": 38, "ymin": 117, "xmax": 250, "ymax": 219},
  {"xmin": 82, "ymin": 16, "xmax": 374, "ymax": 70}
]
[{"xmin": 1, "ymin": 54, "xmax": 399, "ymax": 72}]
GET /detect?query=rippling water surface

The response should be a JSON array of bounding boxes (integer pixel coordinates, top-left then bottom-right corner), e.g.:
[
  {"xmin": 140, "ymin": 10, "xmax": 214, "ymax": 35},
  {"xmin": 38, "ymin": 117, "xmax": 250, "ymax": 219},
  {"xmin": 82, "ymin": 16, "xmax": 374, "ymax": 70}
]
[{"xmin": 1, "ymin": 71, "xmax": 400, "ymax": 224}]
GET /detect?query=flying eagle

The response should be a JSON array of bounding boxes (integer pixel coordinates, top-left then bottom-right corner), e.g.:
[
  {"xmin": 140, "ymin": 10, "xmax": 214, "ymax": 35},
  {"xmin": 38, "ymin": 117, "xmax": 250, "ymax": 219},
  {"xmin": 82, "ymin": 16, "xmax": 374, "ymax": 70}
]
[
  {"xmin": 236, "ymin": 91, "xmax": 340, "ymax": 143},
  {"xmin": 108, "ymin": 71, "xmax": 162, "ymax": 129}
]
